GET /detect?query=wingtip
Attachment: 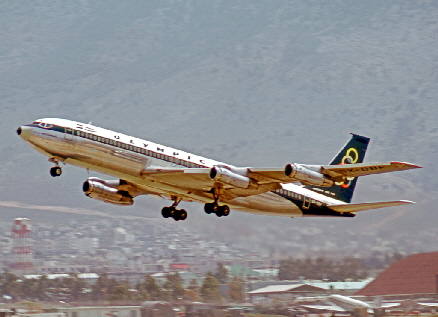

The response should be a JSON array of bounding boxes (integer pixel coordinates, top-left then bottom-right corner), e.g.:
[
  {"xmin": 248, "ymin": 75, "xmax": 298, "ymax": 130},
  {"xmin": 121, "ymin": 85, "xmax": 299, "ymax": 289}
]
[
  {"xmin": 391, "ymin": 162, "xmax": 422, "ymax": 169},
  {"xmin": 399, "ymin": 200, "xmax": 416, "ymax": 204}
]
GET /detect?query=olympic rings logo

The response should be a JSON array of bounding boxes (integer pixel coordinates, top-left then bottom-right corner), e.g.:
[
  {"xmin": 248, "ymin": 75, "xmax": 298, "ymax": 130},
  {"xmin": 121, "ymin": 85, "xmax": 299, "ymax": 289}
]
[{"xmin": 335, "ymin": 147, "xmax": 359, "ymax": 188}]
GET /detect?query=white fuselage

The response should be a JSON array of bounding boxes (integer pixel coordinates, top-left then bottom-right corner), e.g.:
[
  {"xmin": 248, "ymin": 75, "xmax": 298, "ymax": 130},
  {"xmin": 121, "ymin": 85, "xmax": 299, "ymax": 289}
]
[
  {"xmin": 329, "ymin": 294, "xmax": 371, "ymax": 310},
  {"xmin": 18, "ymin": 118, "xmax": 344, "ymax": 216}
]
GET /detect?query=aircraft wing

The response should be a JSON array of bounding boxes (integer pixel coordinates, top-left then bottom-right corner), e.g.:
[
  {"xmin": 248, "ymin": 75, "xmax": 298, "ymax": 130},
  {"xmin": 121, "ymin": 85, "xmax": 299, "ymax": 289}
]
[
  {"xmin": 302, "ymin": 304, "xmax": 346, "ymax": 312},
  {"xmin": 248, "ymin": 162, "xmax": 421, "ymax": 184},
  {"xmin": 328, "ymin": 200, "xmax": 414, "ymax": 213},
  {"xmin": 140, "ymin": 161, "xmax": 420, "ymax": 199},
  {"xmin": 141, "ymin": 168, "xmax": 212, "ymax": 190},
  {"xmin": 141, "ymin": 167, "xmax": 281, "ymax": 198},
  {"xmin": 321, "ymin": 162, "xmax": 421, "ymax": 179}
]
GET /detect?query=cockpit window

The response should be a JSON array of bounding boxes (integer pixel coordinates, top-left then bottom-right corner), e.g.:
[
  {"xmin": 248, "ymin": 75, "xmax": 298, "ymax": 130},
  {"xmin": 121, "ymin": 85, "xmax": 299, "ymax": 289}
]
[{"xmin": 38, "ymin": 122, "xmax": 53, "ymax": 129}]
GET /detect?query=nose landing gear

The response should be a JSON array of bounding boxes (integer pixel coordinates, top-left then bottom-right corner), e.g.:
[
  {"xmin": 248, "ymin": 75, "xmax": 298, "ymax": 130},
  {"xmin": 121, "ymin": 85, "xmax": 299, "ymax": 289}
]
[
  {"xmin": 49, "ymin": 157, "xmax": 63, "ymax": 177},
  {"xmin": 50, "ymin": 166, "xmax": 62, "ymax": 177}
]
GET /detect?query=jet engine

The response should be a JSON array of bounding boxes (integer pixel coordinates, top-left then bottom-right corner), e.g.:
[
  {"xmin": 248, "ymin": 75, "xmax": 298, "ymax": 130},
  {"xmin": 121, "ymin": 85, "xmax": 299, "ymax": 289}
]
[
  {"xmin": 209, "ymin": 166, "xmax": 252, "ymax": 189},
  {"xmin": 82, "ymin": 177, "xmax": 134, "ymax": 205},
  {"xmin": 285, "ymin": 163, "xmax": 334, "ymax": 187}
]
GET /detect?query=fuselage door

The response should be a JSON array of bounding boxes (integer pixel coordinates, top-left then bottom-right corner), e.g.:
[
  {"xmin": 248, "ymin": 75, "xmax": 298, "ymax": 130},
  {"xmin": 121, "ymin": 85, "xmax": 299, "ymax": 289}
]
[
  {"xmin": 64, "ymin": 127, "xmax": 74, "ymax": 141},
  {"xmin": 303, "ymin": 195, "xmax": 311, "ymax": 209}
]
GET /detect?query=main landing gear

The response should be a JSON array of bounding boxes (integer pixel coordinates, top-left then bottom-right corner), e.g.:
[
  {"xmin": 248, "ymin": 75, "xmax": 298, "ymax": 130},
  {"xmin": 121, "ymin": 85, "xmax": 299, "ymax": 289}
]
[
  {"xmin": 161, "ymin": 196, "xmax": 187, "ymax": 221},
  {"xmin": 204, "ymin": 202, "xmax": 230, "ymax": 217},
  {"xmin": 204, "ymin": 188, "xmax": 230, "ymax": 217},
  {"xmin": 160, "ymin": 190, "xmax": 231, "ymax": 221}
]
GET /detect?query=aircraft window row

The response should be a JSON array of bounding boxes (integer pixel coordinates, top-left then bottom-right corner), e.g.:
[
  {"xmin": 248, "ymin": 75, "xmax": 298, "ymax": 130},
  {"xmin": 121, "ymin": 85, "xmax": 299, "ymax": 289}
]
[
  {"xmin": 276, "ymin": 189, "xmax": 323, "ymax": 206},
  {"xmin": 74, "ymin": 130, "xmax": 204, "ymax": 168},
  {"xmin": 277, "ymin": 189, "xmax": 302, "ymax": 200}
]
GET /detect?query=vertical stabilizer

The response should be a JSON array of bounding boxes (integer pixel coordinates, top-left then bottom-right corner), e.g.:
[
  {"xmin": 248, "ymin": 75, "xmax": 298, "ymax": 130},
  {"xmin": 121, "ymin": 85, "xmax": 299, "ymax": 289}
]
[{"xmin": 305, "ymin": 134, "xmax": 370, "ymax": 203}]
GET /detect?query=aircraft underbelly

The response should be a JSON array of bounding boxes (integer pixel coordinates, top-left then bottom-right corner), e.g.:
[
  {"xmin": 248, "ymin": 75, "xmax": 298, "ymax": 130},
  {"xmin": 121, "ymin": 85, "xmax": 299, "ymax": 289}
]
[{"xmin": 228, "ymin": 193, "xmax": 303, "ymax": 217}]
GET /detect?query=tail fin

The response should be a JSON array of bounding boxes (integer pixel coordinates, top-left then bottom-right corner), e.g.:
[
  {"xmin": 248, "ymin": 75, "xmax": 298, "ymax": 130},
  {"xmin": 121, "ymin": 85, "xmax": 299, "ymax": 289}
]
[{"xmin": 305, "ymin": 133, "xmax": 370, "ymax": 203}]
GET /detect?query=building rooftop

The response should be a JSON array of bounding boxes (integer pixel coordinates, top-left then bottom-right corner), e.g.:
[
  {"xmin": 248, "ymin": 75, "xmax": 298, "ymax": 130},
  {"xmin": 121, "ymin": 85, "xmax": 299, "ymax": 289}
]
[
  {"xmin": 248, "ymin": 284, "xmax": 325, "ymax": 295},
  {"xmin": 355, "ymin": 252, "xmax": 438, "ymax": 296}
]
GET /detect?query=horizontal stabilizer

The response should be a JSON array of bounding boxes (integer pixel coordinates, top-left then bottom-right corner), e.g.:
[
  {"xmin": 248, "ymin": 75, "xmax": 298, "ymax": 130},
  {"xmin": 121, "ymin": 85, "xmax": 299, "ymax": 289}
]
[
  {"xmin": 328, "ymin": 200, "xmax": 415, "ymax": 213},
  {"xmin": 321, "ymin": 161, "xmax": 421, "ymax": 178}
]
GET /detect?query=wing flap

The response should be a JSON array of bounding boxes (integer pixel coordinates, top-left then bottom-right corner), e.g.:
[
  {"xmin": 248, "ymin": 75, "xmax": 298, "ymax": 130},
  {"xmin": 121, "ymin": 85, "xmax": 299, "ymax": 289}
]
[
  {"xmin": 247, "ymin": 167, "xmax": 293, "ymax": 183},
  {"xmin": 322, "ymin": 162, "xmax": 421, "ymax": 178},
  {"xmin": 328, "ymin": 200, "xmax": 414, "ymax": 213}
]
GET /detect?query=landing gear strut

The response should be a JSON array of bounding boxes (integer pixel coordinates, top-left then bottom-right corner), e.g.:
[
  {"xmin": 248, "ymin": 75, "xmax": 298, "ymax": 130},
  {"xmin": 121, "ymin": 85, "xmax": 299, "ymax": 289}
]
[
  {"xmin": 204, "ymin": 188, "xmax": 230, "ymax": 217},
  {"xmin": 161, "ymin": 196, "xmax": 187, "ymax": 221}
]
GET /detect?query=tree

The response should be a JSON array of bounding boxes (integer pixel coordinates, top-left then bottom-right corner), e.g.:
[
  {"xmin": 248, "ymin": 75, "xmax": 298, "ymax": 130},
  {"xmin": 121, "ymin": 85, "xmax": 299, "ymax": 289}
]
[
  {"xmin": 92, "ymin": 273, "xmax": 119, "ymax": 301},
  {"xmin": 278, "ymin": 258, "xmax": 297, "ymax": 280},
  {"xmin": 164, "ymin": 273, "xmax": 184, "ymax": 301},
  {"xmin": 21, "ymin": 278, "xmax": 39, "ymax": 300},
  {"xmin": 200, "ymin": 272, "xmax": 223, "ymax": 303},
  {"xmin": 0, "ymin": 271, "xmax": 22, "ymax": 300},
  {"xmin": 108, "ymin": 283, "xmax": 131, "ymax": 302},
  {"xmin": 227, "ymin": 276, "xmax": 244, "ymax": 303},
  {"xmin": 36, "ymin": 274, "xmax": 51, "ymax": 301},
  {"xmin": 68, "ymin": 273, "xmax": 89, "ymax": 301},
  {"xmin": 141, "ymin": 275, "xmax": 163, "ymax": 300},
  {"xmin": 214, "ymin": 263, "xmax": 229, "ymax": 284},
  {"xmin": 184, "ymin": 279, "xmax": 201, "ymax": 302}
]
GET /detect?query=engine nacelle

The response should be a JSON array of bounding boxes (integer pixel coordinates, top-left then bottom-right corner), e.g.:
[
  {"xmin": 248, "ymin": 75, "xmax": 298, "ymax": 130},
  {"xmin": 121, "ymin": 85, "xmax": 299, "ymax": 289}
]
[
  {"xmin": 285, "ymin": 164, "xmax": 334, "ymax": 187},
  {"xmin": 83, "ymin": 178, "xmax": 133, "ymax": 206},
  {"xmin": 209, "ymin": 167, "xmax": 252, "ymax": 189}
]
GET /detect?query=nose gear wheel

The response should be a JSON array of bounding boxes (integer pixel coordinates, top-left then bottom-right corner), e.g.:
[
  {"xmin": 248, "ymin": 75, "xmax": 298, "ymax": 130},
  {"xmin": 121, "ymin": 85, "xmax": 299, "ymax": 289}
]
[
  {"xmin": 49, "ymin": 157, "xmax": 63, "ymax": 177},
  {"xmin": 50, "ymin": 166, "xmax": 62, "ymax": 177}
]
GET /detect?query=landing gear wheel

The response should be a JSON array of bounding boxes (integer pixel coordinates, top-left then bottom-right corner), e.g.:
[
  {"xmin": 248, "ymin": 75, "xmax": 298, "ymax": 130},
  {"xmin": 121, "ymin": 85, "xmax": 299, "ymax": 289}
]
[
  {"xmin": 216, "ymin": 205, "xmax": 230, "ymax": 217},
  {"xmin": 161, "ymin": 206, "xmax": 175, "ymax": 218},
  {"xmin": 204, "ymin": 202, "xmax": 218, "ymax": 214},
  {"xmin": 50, "ymin": 166, "xmax": 62, "ymax": 177},
  {"xmin": 173, "ymin": 209, "xmax": 187, "ymax": 221}
]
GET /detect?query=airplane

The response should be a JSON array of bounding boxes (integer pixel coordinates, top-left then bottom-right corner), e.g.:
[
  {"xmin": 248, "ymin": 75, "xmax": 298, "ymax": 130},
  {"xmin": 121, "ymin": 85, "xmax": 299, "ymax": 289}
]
[
  {"xmin": 301, "ymin": 294, "xmax": 400, "ymax": 313},
  {"xmin": 17, "ymin": 118, "xmax": 421, "ymax": 221}
]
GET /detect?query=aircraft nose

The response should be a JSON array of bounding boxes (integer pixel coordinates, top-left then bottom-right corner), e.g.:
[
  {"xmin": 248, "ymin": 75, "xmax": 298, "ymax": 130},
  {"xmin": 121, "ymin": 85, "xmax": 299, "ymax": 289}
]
[{"xmin": 17, "ymin": 126, "xmax": 32, "ymax": 140}]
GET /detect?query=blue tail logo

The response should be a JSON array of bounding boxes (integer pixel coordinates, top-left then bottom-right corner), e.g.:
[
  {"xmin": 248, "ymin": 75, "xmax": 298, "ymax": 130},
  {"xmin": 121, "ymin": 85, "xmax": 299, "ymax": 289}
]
[
  {"xmin": 335, "ymin": 147, "xmax": 359, "ymax": 189},
  {"xmin": 305, "ymin": 134, "xmax": 370, "ymax": 203}
]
